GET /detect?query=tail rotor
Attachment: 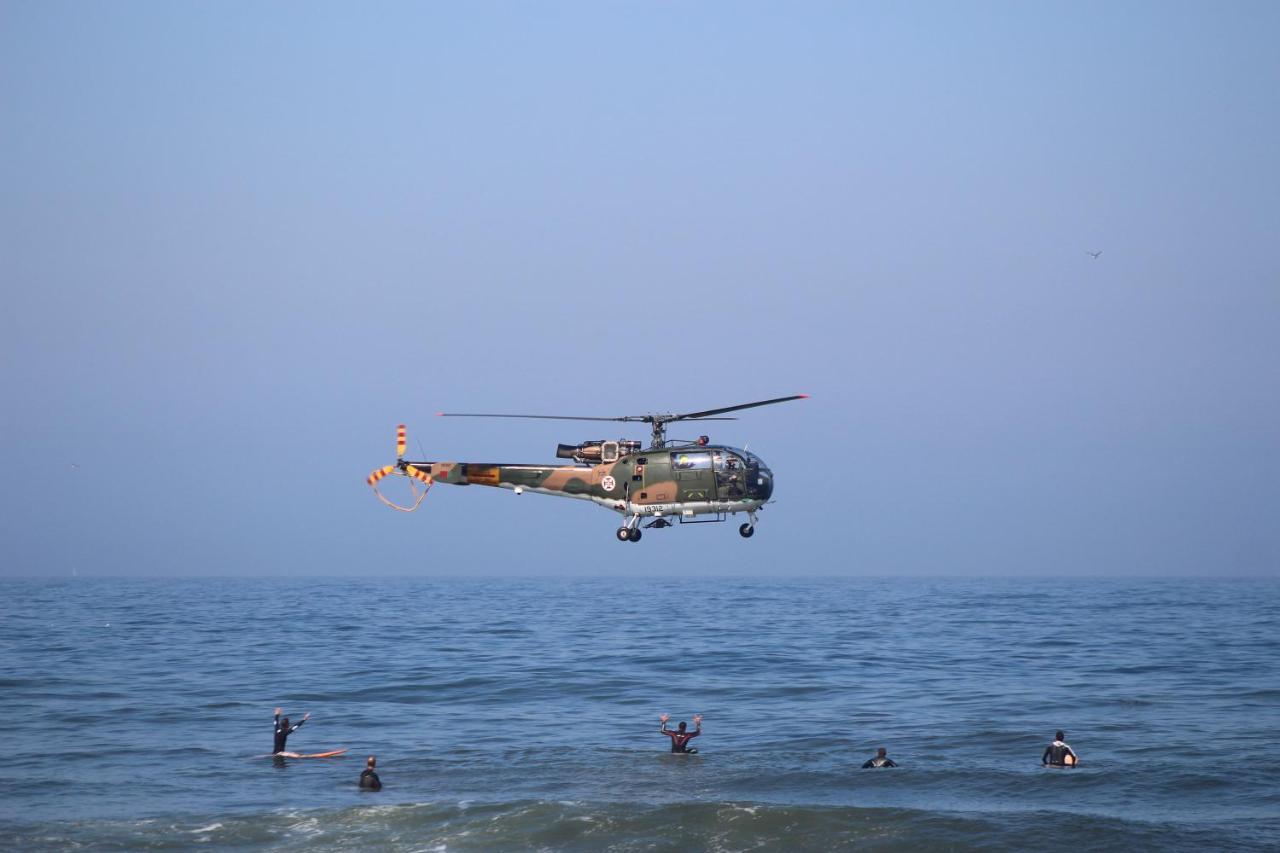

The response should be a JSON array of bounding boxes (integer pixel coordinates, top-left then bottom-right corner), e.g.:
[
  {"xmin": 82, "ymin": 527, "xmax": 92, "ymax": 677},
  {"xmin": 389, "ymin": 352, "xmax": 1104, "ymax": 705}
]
[{"xmin": 367, "ymin": 424, "xmax": 432, "ymax": 512}]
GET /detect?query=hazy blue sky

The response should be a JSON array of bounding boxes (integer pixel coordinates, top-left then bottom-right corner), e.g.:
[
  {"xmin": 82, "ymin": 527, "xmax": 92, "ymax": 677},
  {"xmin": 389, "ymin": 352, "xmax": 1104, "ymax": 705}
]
[{"xmin": 2, "ymin": 1, "xmax": 1277, "ymax": 577}]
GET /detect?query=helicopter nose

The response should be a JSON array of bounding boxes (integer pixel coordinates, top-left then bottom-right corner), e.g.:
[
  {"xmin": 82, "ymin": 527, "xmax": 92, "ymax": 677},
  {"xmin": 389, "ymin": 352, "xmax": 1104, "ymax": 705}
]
[{"xmin": 752, "ymin": 469, "xmax": 774, "ymax": 501}]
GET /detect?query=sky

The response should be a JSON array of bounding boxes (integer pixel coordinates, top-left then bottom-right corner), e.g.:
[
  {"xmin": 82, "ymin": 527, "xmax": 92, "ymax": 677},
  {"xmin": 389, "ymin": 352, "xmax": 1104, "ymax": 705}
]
[{"xmin": 2, "ymin": 1, "xmax": 1277, "ymax": 578}]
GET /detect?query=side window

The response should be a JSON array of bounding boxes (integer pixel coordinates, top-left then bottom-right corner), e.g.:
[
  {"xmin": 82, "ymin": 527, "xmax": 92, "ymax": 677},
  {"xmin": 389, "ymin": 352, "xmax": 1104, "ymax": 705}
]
[{"xmin": 672, "ymin": 451, "xmax": 712, "ymax": 471}]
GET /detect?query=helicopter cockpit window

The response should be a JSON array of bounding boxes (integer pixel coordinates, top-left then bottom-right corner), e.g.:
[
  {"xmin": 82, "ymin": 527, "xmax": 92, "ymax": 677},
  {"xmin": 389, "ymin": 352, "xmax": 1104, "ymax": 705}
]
[
  {"xmin": 714, "ymin": 450, "xmax": 746, "ymax": 496},
  {"xmin": 721, "ymin": 446, "xmax": 769, "ymax": 475},
  {"xmin": 713, "ymin": 451, "xmax": 744, "ymax": 471},
  {"xmin": 672, "ymin": 451, "xmax": 712, "ymax": 471}
]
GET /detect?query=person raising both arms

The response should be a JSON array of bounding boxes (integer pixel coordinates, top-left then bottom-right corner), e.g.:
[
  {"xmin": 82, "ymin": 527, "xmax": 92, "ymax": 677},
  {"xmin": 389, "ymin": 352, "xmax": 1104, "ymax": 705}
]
[
  {"xmin": 659, "ymin": 713, "xmax": 702, "ymax": 754},
  {"xmin": 273, "ymin": 706, "xmax": 311, "ymax": 756}
]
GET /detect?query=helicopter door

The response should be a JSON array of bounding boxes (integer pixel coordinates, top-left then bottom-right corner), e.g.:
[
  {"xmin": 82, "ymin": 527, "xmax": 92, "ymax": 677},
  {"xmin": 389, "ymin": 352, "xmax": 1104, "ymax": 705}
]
[
  {"xmin": 636, "ymin": 456, "xmax": 674, "ymax": 504},
  {"xmin": 670, "ymin": 450, "xmax": 713, "ymax": 502},
  {"xmin": 713, "ymin": 450, "xmax": 746, "ymax": 499}
]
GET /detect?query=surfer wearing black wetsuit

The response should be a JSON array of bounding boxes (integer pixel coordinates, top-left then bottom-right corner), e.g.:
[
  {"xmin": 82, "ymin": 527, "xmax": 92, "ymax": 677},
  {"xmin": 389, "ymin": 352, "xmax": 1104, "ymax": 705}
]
[
  {"xmin": 1042, "ymin": 730, "xmax": 1078, "ymax": 767},
  {"xmin": 862, "ymin": 747, "xmax": 897, "ymax": 768},
  {"xmin": 659, "ymin": 713, "xmax": 702, "ymax": 753},
  {"xmin": 359, "ymin": 755, "xmax": 382, "ymax": 790},
  {"xmin": 273, "ymin": 707, "xmax": 310, "ymax": 754}
]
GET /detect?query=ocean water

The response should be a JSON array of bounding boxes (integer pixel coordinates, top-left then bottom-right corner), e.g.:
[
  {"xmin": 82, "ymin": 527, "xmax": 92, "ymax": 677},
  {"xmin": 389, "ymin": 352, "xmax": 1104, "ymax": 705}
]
[{"xmin": 1, "ymin": 577, "xmax": 1277, "ymax": 851}]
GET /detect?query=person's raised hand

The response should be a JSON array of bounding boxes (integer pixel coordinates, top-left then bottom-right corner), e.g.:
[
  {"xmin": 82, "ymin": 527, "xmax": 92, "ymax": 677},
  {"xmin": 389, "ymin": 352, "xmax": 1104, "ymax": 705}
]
[
  {"xmin": 659, "ymin": 713, "xmax": 669, "ymax": 723},
  {"xmin": 693, "ymin": 714, "xmax": 703, "ymax": 725},
  {"xmin": 274, "ymin": 707, "xmax": 282, "ymax": 716},
  {"xmin": 303, "ymin": 712, "xmax": 311, "ymax": 721}
]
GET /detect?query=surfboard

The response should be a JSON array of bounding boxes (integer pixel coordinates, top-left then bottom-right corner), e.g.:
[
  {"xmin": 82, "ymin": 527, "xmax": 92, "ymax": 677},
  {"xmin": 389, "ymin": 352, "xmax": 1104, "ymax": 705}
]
[
  {"xmin": 263, "ymin": 749, "xmax": 349, "ymax": 759},
  {"xmin": 1064, "ymin": 753, "xmax": 1076, "ymax": 767}
]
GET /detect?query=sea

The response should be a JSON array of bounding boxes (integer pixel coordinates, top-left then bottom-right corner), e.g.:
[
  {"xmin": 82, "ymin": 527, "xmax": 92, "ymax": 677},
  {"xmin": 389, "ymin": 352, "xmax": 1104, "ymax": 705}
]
[{"xmin": 1, "ymin": 576, "xmax": 1277, "ymax": 851}]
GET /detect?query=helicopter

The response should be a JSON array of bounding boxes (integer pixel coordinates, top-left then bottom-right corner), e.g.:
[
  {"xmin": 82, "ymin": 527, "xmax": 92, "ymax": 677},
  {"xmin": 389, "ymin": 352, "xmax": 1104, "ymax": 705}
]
[{"xmin": 366, "ymin": 395, "xmax": 807, "ymax": 541}]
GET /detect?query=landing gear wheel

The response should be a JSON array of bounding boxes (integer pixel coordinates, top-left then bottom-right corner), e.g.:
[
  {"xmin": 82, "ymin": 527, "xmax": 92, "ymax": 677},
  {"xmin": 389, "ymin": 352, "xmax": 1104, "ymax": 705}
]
[
  {"xmin": 739, "ymin": 523, "xmax": 755, "ymax": 538},
  {"xmin": 629, "ymin": 528, "xmax": 642, "ymax": 542},
  {"xmin": 616, "ymin": 527, "xmax": 632, "ymax": 542}
]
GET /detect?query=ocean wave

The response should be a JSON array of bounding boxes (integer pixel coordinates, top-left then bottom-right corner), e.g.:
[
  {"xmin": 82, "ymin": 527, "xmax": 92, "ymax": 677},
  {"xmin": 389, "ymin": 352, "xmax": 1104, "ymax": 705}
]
[{"xmin": 4, "ymin": 800, "xmax": 1277, "ymax": 852}]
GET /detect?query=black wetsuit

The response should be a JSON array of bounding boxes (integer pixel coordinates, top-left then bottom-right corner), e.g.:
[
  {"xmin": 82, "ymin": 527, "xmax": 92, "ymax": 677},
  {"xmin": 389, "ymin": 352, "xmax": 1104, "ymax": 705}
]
[
  {"xmin": 661, "ymin": 723, "xmax": 700, "ymax": 753},
  {"xmin": 862, "ymin": 756, "xmax": 897, "ymax": 768},
  {"xmin": 359, "ymin": 768, "xmax": 382, "ymax": 790},
  {"xmin": 1042, "ymin": 740, "xmax": 1077, "ymax": 766},
  {"xmin": 274, "ymin": 713, "xmax": 306, "ymax": 754}
]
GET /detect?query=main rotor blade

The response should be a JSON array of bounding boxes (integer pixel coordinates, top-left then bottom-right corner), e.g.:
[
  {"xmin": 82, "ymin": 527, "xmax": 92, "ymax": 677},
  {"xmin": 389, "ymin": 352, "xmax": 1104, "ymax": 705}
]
[
  {"xmin": 672, "ymin": 394, "xmax": 809, "ymax": 421},
  {"xmin": 438, "ymin": 412, "xmax": 637, "ymax": 422},
  {"xmin": 438, "ymin": 412, "xmax": 739, "ymax": 422}
]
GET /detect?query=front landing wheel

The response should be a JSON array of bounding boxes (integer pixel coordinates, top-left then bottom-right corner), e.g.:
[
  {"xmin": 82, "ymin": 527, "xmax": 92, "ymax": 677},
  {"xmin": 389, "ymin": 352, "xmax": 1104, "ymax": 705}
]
[
  {"xmin": 739, "ymin": 523, "xmax": 755, "ymax": 538},
  {"xmin": 616, "ymin": 527, "xmax": 632, "ymax": 542}
]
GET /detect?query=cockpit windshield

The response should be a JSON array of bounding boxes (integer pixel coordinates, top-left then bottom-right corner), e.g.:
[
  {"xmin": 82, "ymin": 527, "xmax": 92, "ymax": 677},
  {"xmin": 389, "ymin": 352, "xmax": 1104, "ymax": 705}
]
[
  {"xmin": 723, "ymin": 447, "xmax": 769, "ymax": 472},
  {"xmin": 716, "ymin": 446, "xmax": 772, "ymax": 500}
]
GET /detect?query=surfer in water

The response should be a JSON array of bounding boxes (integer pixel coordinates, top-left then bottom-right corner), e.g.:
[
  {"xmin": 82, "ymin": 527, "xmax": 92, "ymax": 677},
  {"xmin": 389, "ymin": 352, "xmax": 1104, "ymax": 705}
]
[
  {"xmin": 359, "ymin": 755, "xmax": 382, "ymax": 790},
  {"xmin": 273, "ymin": 707, "xmax": 310, "ymax": 755},
  {"xmin": 862, "ymin": 747, "xmax": 897, "ymax": 768},
  {"xmin": 1042, "ymin": 730, "xmax": 1078, "ymax": 767},
  {"xmin": 659, "ymin": 713, "xmax": 702, "ymax": 753}
]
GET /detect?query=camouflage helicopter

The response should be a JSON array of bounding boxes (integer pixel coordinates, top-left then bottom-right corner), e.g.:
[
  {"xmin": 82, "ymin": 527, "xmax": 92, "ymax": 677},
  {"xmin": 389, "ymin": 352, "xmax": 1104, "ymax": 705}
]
[{"xmin": 367, "ymin": 395, "xmax": 807, "ymax": 541}]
